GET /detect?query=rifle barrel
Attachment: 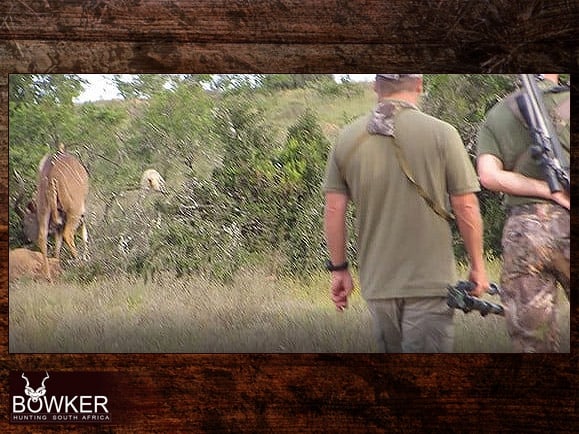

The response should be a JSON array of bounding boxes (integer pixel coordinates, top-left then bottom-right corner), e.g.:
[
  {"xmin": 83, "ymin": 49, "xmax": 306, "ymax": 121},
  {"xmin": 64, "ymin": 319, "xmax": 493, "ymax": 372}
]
[{"xmin": 519, "ymin": 74, "xmax": 570, "ymax": 193}]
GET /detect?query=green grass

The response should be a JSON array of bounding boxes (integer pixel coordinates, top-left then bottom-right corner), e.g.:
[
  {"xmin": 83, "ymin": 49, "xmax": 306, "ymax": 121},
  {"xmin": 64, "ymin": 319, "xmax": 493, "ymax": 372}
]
[
  {"xmin": 253, "ymin": 83, "xmax": 376, "ymax": 143},
  {"xmin": 9, "ymin": 259, "xmax": 570, "ymax": 353},
  {"xmin": 9, "ymin": 269, "xmax": 374, "ymax": 353}
]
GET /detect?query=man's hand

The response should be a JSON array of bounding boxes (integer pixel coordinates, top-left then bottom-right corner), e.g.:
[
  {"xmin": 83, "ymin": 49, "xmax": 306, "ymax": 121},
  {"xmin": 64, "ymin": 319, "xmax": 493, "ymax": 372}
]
[
  {"xmin": 551, "ymin": 191, "xmax": 570, "ymax": 210},
  {"xmin": 467, "ymin": 269, "xmax": 490, "ymax": 297},
  {"xmin": 330, "ymin": 270, "xmax": 354, "ymax": 311}
]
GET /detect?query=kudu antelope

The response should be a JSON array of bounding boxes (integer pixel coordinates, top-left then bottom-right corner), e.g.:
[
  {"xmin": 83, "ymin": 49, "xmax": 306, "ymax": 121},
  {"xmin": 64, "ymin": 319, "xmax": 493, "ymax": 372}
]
[
  {"xmin": 9, "ymin": 248, "xmax": 62, "ymax": 282},
  {"xmin": 20, "ymin": 151, "xmax": 89, "ymax": 280}
]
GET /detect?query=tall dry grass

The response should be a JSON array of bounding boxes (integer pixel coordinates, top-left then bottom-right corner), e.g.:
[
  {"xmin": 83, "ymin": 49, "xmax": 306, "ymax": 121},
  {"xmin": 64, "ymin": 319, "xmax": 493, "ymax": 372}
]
[
  {"xmin": 9, "ymin": 259, "xmax": 570, "ymax": 353},
  {"xmin": 9, "ymin": 269, "xmax": 375, "ymax": 353}
]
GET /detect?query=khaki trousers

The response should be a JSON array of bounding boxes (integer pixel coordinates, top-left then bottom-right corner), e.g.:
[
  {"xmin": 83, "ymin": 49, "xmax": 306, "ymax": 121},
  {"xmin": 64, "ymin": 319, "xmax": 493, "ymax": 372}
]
[{"xmin": 366, "ymin": 297, "xmax": 454, "ymax": 353}]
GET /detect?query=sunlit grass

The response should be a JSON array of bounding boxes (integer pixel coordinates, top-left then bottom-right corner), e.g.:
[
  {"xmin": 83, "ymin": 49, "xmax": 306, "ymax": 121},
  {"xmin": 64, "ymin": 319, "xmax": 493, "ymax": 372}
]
[
  {"xmin": 9, "ymin": 258, "xmax": 569, "ymax": 353},
  {"xmin": 257, "ymin": 83, "xmax": 376, "ymax": 143},
  {"xmin": 9, "ymin": 269, "xmax": 374, "ymax": 353}
]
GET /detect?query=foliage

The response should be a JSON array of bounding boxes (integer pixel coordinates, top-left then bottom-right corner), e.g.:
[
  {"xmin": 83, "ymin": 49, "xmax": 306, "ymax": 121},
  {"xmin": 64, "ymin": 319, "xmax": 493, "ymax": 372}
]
[
  {"xmin": 9, "ymin": 74, "xmax": 521, "ymax": 282},
  {"xmin": 8, "ymin": 74, "xmax": 87, "ymax": 246},
  {"xmin": 111, "ymin": 74, "xmax": 171, "ymax": 100},
  {"xmin": 270, "ymin": 110, "xmax": 331, "ymax": 274},
  {"xmin": 423, "ymin": 74, "xmax": 516, "ymax": 154},
  {"xmin": 423, "ymin": 74, "xmax": 517, "ymax": 258},
  {"xmin": 208, "ymin": 100, "xmax": 332, "ymax": 277},
  {"xmin": 148, "ymin": 176, "xmax": 246, "ymax": 282},
  {"xmin": 128, "ymin": 78, "xmax": 216, "ymax": 177},
  {"xmin": 9, "ymin": 74, "xmax": 87, "ymax": 175},
  {"xmin": 257, "ymin": 74, "xmax": 334, "ymax": 91}
]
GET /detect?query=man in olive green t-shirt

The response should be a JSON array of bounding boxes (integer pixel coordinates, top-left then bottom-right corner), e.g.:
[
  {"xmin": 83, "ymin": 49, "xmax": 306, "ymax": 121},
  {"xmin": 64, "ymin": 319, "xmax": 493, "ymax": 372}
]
[
  {"xmin": 477, "ymin": 74, "xmax": 570, "ymax": 352},
  {"xmin": 323, "ymin": 74, "xmax": 489, "ymax": 353}
]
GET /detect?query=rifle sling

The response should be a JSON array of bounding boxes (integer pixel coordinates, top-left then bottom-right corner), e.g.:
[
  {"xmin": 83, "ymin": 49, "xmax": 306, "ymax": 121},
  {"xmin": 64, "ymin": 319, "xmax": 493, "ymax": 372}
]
[
  {"xmin": 339, "ymin": 110, "xmax": 454, "ymax": 223},
  {"xmin": 506, "ymin": 87, "xmax": 570, "ymax": 127},
  {"xmin": 390, "ymin": 138, "xmax": 455, "ymax": 223}
]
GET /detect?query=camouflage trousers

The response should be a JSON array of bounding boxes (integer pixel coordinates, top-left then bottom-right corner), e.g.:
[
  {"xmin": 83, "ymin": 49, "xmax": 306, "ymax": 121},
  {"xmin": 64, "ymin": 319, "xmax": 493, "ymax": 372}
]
[{"xmin": 501, "ymin": 203, "xmax": 570, "ymax": 352}]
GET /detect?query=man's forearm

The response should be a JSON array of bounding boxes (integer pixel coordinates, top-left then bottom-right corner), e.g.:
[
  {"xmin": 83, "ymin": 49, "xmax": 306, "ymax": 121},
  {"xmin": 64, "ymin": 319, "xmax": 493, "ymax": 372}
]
[
  {"xmin": 479, "ymin": 155, "xmax": 570, "ymax": 210},
  {"xmin": 479, "ymin": 158, "xmax": 551, "ymax": 200},
  {"xmin": 324, "ymin": 193, "xmax": 348, "ymax": 264},
  {"xmin": 451, "ymin": 194, "xmax": 485, "ymax": 272},
  {"xmin": 324, "ymin": 212, "xmax": 347, "ymax": 264}
]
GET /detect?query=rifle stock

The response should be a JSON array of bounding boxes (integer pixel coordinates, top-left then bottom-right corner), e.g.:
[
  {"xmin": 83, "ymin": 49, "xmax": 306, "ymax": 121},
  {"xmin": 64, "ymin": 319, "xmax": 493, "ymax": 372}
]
[{"xmin": 447, "ymin": 281, "xmax": 504, "ymax": 317}]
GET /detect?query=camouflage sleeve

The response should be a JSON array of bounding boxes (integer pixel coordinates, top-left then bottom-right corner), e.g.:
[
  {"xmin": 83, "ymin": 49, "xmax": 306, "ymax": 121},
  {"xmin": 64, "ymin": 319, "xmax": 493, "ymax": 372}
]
[{"xmin": 444, "ymin": 125, "xmax": 480, "ymax": 195}]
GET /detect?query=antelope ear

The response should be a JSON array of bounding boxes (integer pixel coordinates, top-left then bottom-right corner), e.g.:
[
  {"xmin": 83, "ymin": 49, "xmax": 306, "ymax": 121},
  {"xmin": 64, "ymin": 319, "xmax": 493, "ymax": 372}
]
[{"xmin": 26, "ymin": 201, "xmax": 36, "ymax": 213}]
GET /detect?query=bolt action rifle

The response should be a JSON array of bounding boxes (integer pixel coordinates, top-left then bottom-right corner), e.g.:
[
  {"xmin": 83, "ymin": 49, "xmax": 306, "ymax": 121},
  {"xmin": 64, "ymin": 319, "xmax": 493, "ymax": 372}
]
[
  {"xmin": 516, "ymin": 74, "xmax": 570, "ymax": 193},
  {"xmin": 447, "ymin": 281, "xmax": 504, "ymax": 317}
]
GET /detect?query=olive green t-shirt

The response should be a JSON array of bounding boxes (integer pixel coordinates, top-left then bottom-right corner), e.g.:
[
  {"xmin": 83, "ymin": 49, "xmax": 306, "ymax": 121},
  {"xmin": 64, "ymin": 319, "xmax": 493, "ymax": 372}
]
[
  {"xmin": 323, "ymin": 104, "xmax": 480, "ymax": 301},
  {"xmin": 477, "ymin": 82, "xmax": 570, "ymax": 207}
]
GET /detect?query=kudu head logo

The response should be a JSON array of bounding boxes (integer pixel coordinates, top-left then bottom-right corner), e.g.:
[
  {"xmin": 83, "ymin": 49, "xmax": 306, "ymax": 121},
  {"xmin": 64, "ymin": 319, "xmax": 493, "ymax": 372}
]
[{"xmin": 21, "ymin": 372, "xmax": 49, "ymax": 402}]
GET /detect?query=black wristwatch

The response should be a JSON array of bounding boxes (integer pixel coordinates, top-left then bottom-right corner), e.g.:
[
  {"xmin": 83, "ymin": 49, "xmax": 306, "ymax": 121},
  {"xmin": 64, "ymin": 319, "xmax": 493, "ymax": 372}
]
[{"xmin": 325, "ymin": 260, "xmax": 349, "ymax": 272}]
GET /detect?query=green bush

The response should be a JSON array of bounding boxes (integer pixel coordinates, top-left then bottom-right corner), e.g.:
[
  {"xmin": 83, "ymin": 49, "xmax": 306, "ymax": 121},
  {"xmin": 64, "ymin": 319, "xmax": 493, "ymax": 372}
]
[
  {"xmin": 9, "ymin": 74, "xmax": 519, "ymax": 282},
  {"xmin": 423, "ymin": 74, "xmax": 515, "ymax": 259}
]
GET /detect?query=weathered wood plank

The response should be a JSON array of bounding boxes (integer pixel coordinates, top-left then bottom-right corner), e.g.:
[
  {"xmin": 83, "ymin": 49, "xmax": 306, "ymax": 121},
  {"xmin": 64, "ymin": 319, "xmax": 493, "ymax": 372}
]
[
  {"xmin": 0, "ymin": 353, "xmax": 577, "ymax": 430},
  {"xmin": 1, "ymin": 40, "xmax": 576, "ymax": 75},
  {"xmin": 0, "ymin": 40, "xmax": 467, "ymax": 73},
  {"xmin": 1, "ymin": 0, "xmax": 578, "ymax": 47}
]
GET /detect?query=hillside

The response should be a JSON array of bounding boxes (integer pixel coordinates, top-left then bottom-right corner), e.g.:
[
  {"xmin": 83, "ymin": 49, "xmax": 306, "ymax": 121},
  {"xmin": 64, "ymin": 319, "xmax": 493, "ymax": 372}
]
[
  {"xmin": 8, "ymin": 75, "xmax": 570, "ymax": 355},
  {"xmin": 9, "ymin": 78, "xmax": 376, "ymax": 281},
  {"xmin": 9, "ymin": 75, "xmax": 513, "ymax": 282}
]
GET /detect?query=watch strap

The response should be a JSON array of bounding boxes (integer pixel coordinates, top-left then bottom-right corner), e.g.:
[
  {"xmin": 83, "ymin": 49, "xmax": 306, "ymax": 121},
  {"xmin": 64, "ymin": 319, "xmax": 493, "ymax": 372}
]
[{"xmin": 325, "ymin": 260, "xmax": 349, "ymax": 271}]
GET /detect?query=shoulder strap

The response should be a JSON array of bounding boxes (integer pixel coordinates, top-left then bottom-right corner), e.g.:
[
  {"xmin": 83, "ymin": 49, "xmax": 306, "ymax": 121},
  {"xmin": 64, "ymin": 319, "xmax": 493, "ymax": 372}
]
[
  {"xmin": 506, "ymin": 87, "xmax": 570, "ymax": 126},
  {"xmin": 391, "ymin": 139, "xmax": 455, "ymax": 222},
  {"xmin": 337, "ymin": 128, "xmax": 454, "ymax": 222},
  {"xmin": 337, "ymin": 108, "xmax": 454, "ymax": 223}
]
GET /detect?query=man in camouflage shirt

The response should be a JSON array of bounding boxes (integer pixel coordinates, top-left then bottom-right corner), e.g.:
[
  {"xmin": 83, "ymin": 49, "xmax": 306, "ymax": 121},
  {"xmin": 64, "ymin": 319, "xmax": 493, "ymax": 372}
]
[{"xmin": 477, "ymin": 74, "xmax": 570, "ymax": 352}]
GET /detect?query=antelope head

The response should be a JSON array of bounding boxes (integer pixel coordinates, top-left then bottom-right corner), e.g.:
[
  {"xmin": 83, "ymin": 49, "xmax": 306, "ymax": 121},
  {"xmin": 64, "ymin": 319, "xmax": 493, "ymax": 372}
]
[{"xmin": 22, "ymin": 372, "xmax": 49, "ymax": 402}]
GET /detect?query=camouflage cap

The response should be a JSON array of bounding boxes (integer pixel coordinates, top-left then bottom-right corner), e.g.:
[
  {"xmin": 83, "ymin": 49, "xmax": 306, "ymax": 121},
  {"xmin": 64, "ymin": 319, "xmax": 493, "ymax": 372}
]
[{"xmin": 376, "ymin": 74, "xmax": 423, "ymax": 80}]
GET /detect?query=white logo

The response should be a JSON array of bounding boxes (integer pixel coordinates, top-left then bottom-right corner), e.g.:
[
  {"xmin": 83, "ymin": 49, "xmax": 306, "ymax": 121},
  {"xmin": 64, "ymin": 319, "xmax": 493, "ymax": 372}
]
[
  {"xmin": 21, "ymin": 372, "xmax": 49, "ymax": 403},
  {"xmin": 12, "ymin": 371, "xmax": 111, "ymax": 423}
]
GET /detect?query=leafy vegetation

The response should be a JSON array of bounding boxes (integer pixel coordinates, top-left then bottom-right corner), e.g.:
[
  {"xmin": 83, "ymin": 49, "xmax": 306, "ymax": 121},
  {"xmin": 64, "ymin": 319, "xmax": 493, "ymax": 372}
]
[
  {"xmin": 10, "ymin": 74, "xmax": 517, "ymax": 283},
  {"xmin": 9, "ymin": 74, "xmax": 570, "ymax": 353}
]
